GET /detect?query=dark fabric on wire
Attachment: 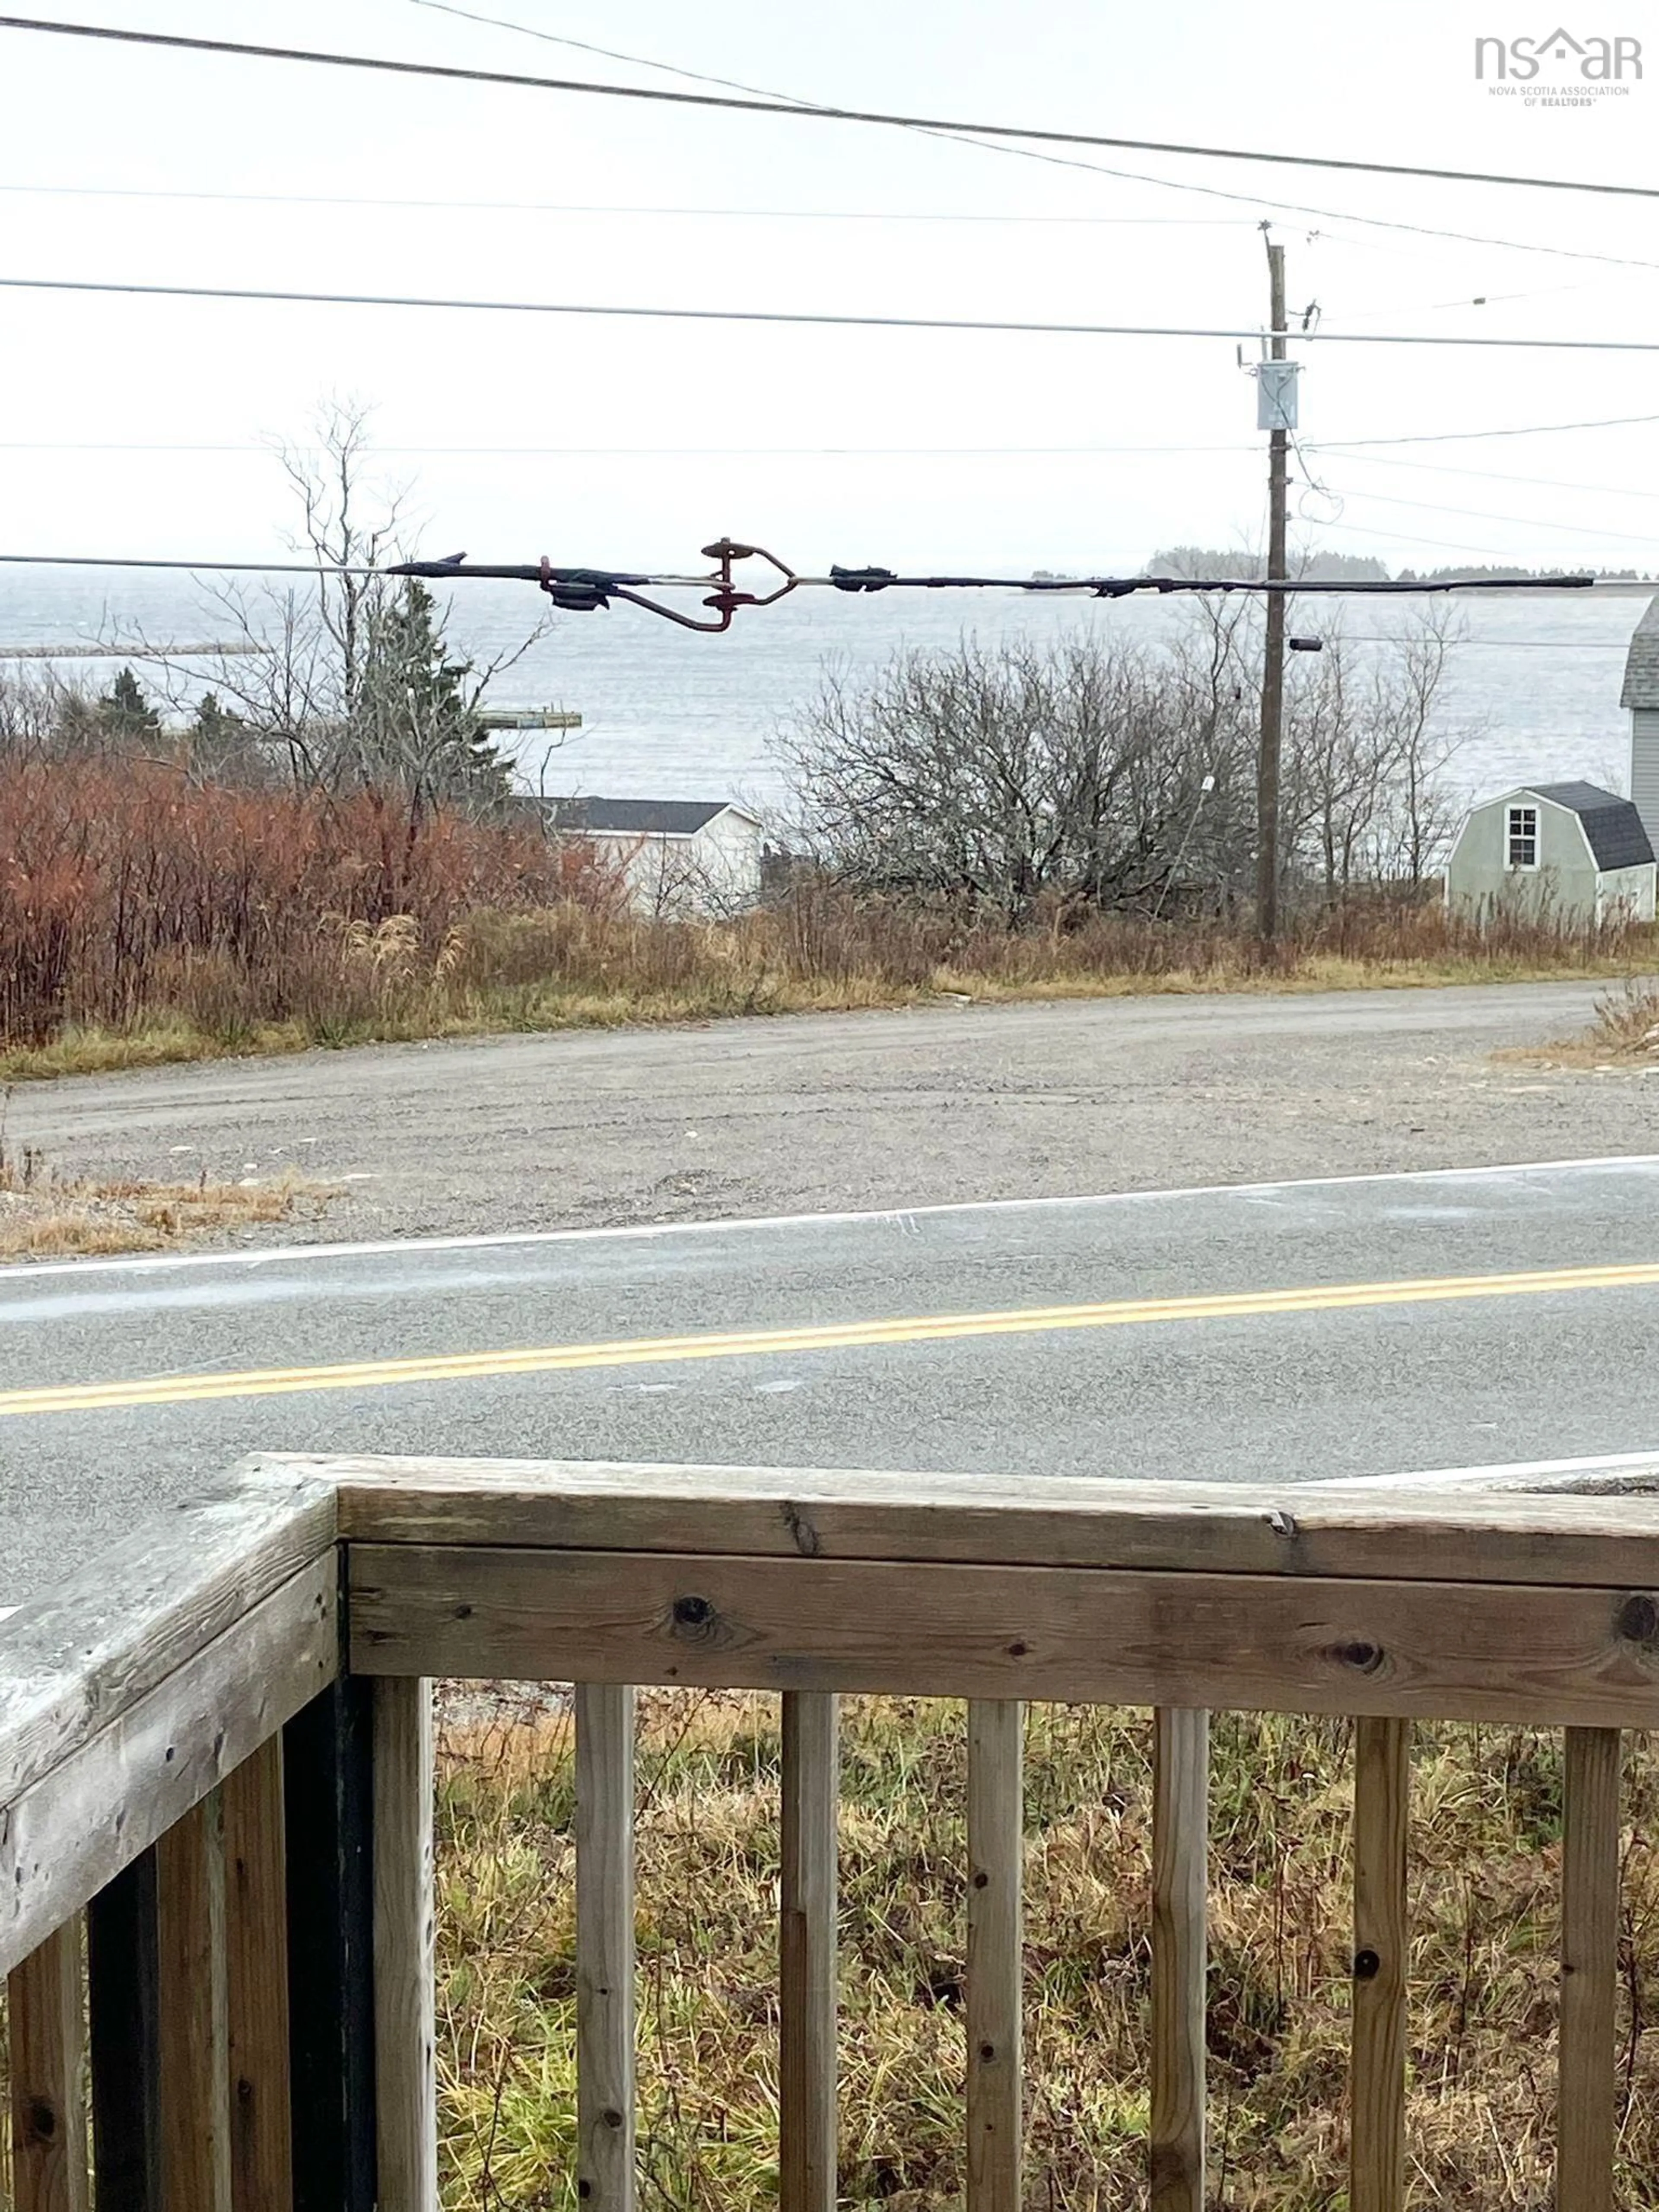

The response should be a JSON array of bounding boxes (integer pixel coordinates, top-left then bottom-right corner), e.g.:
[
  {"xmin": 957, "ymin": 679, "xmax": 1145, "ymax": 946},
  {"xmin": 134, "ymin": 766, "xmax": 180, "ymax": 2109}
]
[{"xmin": 0, "ymin": 552, "xmax": 1599, "ymax": 597}]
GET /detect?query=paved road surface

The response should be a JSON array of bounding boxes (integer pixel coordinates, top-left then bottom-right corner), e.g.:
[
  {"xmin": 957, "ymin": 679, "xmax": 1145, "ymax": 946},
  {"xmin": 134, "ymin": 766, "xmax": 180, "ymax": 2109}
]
[
  {"xmin": 3, "ymin": 1152, "xmax": 1657, "ymax": 1602},
  {"xmin": 10, "ymin": 981, "xmax": 1650, "ymax": 1242}
]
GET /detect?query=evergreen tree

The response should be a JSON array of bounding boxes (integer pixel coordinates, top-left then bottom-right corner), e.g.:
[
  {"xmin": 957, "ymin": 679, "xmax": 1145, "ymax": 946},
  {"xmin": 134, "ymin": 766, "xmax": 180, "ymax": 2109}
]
[
  {"xmin": 98, "ymin": 665, "xmax": 161, "ymax": 741},
  {"xmin": 188, "ymin": 690, "xmax": 254, "ymax": 780},
  {"xmin": 355, "ymin": 580, "xmax": 512, "ymax": 811}
]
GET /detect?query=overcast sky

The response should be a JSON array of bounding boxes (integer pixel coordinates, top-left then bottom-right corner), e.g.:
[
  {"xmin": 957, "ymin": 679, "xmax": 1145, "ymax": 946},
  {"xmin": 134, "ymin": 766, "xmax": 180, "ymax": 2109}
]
[{"xmin": 4, "ymin": 0, "xmax": 1659, "ymax": 577}]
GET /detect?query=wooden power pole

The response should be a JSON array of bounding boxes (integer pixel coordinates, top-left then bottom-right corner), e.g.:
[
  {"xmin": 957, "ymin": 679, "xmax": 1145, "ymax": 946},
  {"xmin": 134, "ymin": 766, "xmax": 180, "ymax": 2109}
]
[{"xmin": 1255, "ymin": 233, "xmax": 1289, "ymax": 942}]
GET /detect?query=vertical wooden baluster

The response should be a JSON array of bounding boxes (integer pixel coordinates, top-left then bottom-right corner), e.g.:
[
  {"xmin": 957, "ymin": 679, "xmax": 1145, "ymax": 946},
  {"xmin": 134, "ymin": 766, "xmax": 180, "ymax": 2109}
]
[
  {"xmin": 373, "ymin": 1680, "xmax": 438, "ymax": 2212},
  {"xmin": 1351, "ymin": 1718, "xmax": 1409, "ymax": 2212},
  {"xmin": 1151, "ymin": 1707, "xmax": 1209, "ymax": 2212},
  {"xmin": 781, "ymin": 1692, "xmax": 839, "ymax": 2212},
  {"xmin": 88, "ymin": 1850, "xmax": 161, "ymax": 2212},
  {"xmin": 222, "ymin": 1738, "xmax": 294, "ymax": 2212},
  {"xmin": 283, "ymin": 1678, "xmax": 377, "ymax": 2212},
  {"xmin": 9, "ymin": 1917, "xmax": 90, "ymax": 2212},
  {"xmin": 1560, "ymin": 1727, "xmax": 1622, "ymax": 2212},
  {"xmin": 156, "ymin": 1792, "xmax": 232, "ymax": 2212},
  {"xmin": 577, "ymin": 1683, "xmax": 636, "ymax": 2212},
  {"xmin": 967, "ymin": 1700, "xmax": 1023, "ymax": 2212}
]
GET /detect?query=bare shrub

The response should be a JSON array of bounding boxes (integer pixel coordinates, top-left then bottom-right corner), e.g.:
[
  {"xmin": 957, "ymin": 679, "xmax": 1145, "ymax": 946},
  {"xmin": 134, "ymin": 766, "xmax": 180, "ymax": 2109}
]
[{"xmin": 783, "ymin": 607, "xmax": 1477, "ymax": 922}]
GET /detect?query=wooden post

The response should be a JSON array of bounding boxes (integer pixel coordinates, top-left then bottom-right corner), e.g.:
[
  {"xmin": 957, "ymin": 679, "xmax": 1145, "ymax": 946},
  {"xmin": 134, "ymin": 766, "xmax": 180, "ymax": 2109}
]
[
  {"xmin": 8, "ymin": 1916, "xmax": 90, "ymax": 2212},
  {"xmin": 966, "ymin": 1700, "xmax": 1023, "ymax": 2212},
  {"xmin": 1255, "ymin": 231, "xmax": 1291, "ymax": 941},
  {"xmin": 1151, "ymin": 1708, "xmax": 1208, "ymax": 2212},
  {"xmin": 283, "ymin": 1678, "xmax": 378, "ymax": 2212},
  {"xmin": 156, "ymin": 1792, "xmax": 232, "ymax": 2212},
  {"xmin": 780, "ymin": 1691, "xmax": 839, "ymax": 2212},
  {"xmin": 88, "ymin": 1850, "xmax": 162, "ymax": 2212},
  {"xmin": 1351, "ymin": 1717, "xmax": 1410, "ymax": 2212},
  {"xmin": 576, "ymin": 1683, "xmax": 636, "ymax": 2212},
  {"xmin": 222, "ymin": 1738, "xmax": 293, "ymax": 2212},
  {"xmin": 1560, "ymin": 1727, "xmax": 1621, "ymax": 2212},
  {"xmin": 373, "ymin": 1679, "xmax": 437, "ymax": 2212}
]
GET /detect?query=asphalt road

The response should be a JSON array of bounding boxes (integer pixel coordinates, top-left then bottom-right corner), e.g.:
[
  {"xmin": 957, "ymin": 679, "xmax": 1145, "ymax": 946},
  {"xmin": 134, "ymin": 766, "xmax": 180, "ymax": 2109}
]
[
  {"xmin": 10, "ymin": 979, "xmax": 1651, "ymax": 1242},
  {"xmin": 3, "ymin": 1152, "xmax": 1658, "ymax": 1603}
]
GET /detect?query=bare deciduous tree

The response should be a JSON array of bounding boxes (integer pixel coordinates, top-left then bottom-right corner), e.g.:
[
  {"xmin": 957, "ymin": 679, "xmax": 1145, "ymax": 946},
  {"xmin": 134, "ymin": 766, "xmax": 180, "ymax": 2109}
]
[
  {"xmin": 783, "ymin": 602, "xmax": 1472, "ymax": 920},
  {"xmin": 137, "ymin": 398, "xmax": 549, "ymax": 817}
]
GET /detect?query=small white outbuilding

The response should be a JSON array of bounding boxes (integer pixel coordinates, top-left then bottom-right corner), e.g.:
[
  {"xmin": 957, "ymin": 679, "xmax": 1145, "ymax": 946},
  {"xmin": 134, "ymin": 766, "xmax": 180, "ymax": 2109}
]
[
  {"xmin": 543, "ymin": 795, "xmax": 765, "ymax": 915},
  {"xmin": 1444, "ymin": 781, "xmax": 1656, "ymax": 927}
]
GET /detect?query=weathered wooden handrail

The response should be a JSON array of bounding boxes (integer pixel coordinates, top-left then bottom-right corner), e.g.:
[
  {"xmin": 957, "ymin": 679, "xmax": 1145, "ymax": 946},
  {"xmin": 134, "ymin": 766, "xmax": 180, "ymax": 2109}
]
[{"xmin": 5, "ymin": 1454, "xmax": 1659, "ymax": 2210}]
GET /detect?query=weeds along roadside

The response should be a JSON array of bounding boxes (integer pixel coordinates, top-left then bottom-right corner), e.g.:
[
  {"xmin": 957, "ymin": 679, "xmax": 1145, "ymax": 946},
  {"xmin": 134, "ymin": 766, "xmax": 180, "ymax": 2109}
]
[{"xmin": 0, "ymin": 759, "xmax": 1653, "ymax": 1082}]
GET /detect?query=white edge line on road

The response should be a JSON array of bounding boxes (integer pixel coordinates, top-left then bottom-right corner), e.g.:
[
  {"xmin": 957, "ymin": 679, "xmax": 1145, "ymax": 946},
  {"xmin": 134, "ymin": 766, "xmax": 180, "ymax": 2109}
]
[
  {"xmin": 0, "ymin": 1150, "xmax": 1655, "ymax": 1286},
  {"xmin": 1313, "ymin": 1446, "xmax": 1659, "ymax": 1490}
]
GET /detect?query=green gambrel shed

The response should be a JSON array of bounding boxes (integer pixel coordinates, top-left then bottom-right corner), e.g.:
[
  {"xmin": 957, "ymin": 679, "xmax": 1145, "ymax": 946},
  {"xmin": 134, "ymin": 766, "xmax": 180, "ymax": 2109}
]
[{"xmin": 1444, "ymin": 781, "xmax": 1656, "ymax": 927}]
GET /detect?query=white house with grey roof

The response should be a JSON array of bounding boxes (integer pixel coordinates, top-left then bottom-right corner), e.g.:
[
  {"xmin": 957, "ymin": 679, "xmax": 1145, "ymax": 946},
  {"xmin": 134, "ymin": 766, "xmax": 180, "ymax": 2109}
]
[
  {"xmin": 1444, "ymin": 781, "xmax": 1655, "ymax": 926},
  {"xmin": 542, "ymin": 795, "xmax": 765, "ymax": 915}
]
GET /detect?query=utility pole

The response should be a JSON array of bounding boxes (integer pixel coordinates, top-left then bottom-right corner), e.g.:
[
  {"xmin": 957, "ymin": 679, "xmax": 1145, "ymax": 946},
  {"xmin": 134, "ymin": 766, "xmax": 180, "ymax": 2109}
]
[{"xmin": 1255, "ymin": 230, "xmax": 1289, "ymax": 942}]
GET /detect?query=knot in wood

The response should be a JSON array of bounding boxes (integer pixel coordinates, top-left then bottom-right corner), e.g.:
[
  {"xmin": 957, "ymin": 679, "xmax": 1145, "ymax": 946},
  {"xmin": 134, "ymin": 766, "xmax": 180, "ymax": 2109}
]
[
  {"xmin": 1335, "ymin": 1639, "xmax": 1384, "ymax": 1675},
  {"xmin": 1353, "ymin": 1948, "xmax": 1381, "ymax": 1981},
  {"xmin": 671, "ymin": 1593, "xmax": 720, "ymax": 1641},
  {"xmin": 1618, "ymin": 1592, "xmax": 1659, "ymax": 1647}
]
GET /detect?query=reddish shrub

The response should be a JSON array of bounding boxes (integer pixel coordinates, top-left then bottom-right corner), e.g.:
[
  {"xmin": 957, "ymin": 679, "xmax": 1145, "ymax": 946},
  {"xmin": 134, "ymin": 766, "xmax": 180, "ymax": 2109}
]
[{"xmin": 0, "ymin": 760, "xmax": 607, "ymax": 1042}]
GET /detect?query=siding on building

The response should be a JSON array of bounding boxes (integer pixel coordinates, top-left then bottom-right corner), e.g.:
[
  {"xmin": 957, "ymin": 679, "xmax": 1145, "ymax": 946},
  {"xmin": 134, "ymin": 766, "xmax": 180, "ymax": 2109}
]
[
  {"xmin": 1595, "ymin": 860, "xmax": 1658, "ymax": 925},
  {"xmin": 1446, "ymin": 791, "xmax": 1599, "ymax": 922},
  {"xmin": 1634, "ymin": 707, "xmax": 1659, "ymax": 864},
  {"xmin": 572, "ymin": 810, "xmax": 763, "ymax": 915},
  {"xmin": 1621, "ymin": 596, "xmax": 1659, "ymax": 862},
  {"xmin": 1445, "ymin": 784, "xmax": 1656, "ymax": 926}
]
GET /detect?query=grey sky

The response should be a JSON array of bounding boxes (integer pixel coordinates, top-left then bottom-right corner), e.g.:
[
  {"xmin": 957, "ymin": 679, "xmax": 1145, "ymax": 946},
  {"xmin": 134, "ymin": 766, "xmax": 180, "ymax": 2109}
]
[{"xmin": 4, "ymin": 0, "xmax": 1658, "ymax": 575}]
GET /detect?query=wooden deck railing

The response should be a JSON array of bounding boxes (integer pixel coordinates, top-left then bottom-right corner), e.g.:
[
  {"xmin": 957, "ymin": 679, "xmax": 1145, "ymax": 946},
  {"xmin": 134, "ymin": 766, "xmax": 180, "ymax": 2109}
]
[{"xmin": 4, "ymin": 1453, "xmax": 1659, "ymax": 2209}]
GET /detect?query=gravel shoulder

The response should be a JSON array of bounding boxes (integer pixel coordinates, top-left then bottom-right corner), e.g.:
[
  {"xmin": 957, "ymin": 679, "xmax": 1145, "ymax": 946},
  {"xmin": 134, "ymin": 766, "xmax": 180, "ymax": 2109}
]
[{"xmin": 7, "ymin": 980, "xmax": 1656, "ymax": 1244}]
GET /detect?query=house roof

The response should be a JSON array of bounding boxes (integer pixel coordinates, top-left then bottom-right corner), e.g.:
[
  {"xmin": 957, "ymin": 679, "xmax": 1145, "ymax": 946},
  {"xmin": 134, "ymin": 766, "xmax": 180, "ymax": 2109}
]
[
  {"xmin": 1621, "ymin": 594, "xmax": 1659, "ymax": 710},
  {"xmin": 541, "ymin": 796, "xmax": 753, "ymax": 836},
  {"xmin": 1523, "ymin": 781, "xmax": 1656, "ymax": 871}
]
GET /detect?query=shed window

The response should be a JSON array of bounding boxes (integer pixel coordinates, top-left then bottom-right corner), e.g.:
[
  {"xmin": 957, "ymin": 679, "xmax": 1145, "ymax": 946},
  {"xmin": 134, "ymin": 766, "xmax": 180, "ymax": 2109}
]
[{"xmin": 1506, "ymin": 805, "xmax": 1539, "ymax": 870}]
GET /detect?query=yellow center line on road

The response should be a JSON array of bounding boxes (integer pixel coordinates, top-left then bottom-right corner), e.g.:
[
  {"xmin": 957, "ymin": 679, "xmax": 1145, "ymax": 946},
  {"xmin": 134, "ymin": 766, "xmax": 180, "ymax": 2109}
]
[{"xmin": 3, "ymin": 1256, "xmax": 1659, "ymax": 1418}]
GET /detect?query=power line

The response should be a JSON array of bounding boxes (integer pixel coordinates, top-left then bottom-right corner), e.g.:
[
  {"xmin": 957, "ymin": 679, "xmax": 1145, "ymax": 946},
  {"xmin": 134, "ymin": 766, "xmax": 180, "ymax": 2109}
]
[
  {"xmin": 12, "ymin": 272, "xmax": 1659, "ymax": 350},
  {"xmin": 1308, "ymin": 480, "xmax": 1659, "ymax": 547},
  {"xmin": 399, "ymin": 0, "xmax": 1659, "ymax": 277},
  {"xmin": 0, "ymin": 439, "xmax": 1267, "ymax": 457},
  {"xmin": 0, "ymin": 179, "xmax": 1252, "ymax": 227},
  {"xmin": 1310, "ymin": 411, "xmax": 1659, "ymax": 448},
  {"xmin": 4, "ymin": 16, "xmax": 1658, "ymax": 203},
  {"xmin": 6, "ymin": 39, "xmax": 1653, "ymax": 278},
  {"xmin": 0, "ymin": 547, "xmax": 1599, "ymax": 604},
  {"xmin": 1309, "ymin": 448, "xmax": 1659, "ymax": 505}
]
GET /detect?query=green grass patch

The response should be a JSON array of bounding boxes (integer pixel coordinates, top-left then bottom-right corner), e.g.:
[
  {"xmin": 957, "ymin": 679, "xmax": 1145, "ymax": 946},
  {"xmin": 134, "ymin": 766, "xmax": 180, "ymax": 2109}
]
[{"xmin": 439, "ymin": 1693, "xmax": 1659, "ymax": 2209}]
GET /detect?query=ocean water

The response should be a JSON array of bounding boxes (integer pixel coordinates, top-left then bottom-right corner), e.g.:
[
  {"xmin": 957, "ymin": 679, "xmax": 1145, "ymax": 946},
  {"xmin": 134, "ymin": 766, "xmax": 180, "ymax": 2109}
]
[{"xmin": 1, "ymin": 567, "xmax": 1649, "ymax": 817}]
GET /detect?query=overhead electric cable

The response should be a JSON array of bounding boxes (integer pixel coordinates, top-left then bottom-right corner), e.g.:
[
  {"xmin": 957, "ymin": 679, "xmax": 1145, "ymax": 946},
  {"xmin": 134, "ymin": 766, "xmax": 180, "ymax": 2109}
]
[
  {"xmin": 10, "ymin": 272, "xmax": 1659, "ymax": 350},
  {"xmin": 395, "ymin": 0, "xmax": 1659, "ymax": 273},
  {"xmin": 1311, "ymin": 412, "xmax": 1659, "ymax": 448},
  {"xmin": 1306, "ymin": 448, "xmax": 1659, "ymax": 502},
  {"xmin": 0, "ymin": 542, "xmax": 1599, "ymax": 636},
  {"xmin": 0, "ymin": 181, "xmax": 1254, "ymax": 226},
  {"xmin": 3, "ymin": 16, "xmax": 1657, "ymax": 202},
  {"xmin": 1308, "ymin": 482, "xmax": 1659, "ymax": 546},
  {"xmin": 0, "ymin": 438, "xmax": 1267, "ymax": 457}
]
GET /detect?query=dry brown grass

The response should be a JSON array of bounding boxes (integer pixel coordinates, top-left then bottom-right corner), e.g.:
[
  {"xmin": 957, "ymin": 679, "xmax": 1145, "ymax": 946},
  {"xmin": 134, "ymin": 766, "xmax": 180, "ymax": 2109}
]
[
  {"xmin": 437, "ymin": 1691, "xmax": 1659, "ymax": 2210},
  {"xmin": 0, "ymin": 1147, "xmax": 336, "ymax": 1257},
  {"xmin": 2, "ymin": 894, "xmax": 1655, "ymax": 1086},
  {"xmin": 1507, "ymin": 981, "xmax": 1659, "ymax": 1073}
]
